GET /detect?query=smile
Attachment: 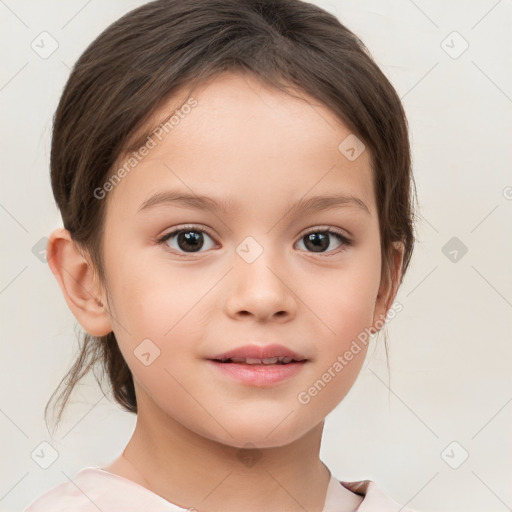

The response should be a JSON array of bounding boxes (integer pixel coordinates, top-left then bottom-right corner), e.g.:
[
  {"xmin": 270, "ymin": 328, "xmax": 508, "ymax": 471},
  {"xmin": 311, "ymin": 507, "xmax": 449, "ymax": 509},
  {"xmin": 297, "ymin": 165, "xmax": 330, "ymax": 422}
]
[
  {"xmin": 214, "ymin": 356, "xmax": 298, "ymax": 365},
  {"xmin": 207, "ymin": 343, "xmax": 309, "ymax": 386}
]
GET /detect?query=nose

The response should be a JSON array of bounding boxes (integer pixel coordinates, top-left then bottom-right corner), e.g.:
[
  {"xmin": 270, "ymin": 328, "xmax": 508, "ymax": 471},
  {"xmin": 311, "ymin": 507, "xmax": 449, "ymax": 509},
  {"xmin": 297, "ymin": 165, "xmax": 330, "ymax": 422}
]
[{"xmin": 224, "ymin": 247, "xmax": 297, "ymax": 323}]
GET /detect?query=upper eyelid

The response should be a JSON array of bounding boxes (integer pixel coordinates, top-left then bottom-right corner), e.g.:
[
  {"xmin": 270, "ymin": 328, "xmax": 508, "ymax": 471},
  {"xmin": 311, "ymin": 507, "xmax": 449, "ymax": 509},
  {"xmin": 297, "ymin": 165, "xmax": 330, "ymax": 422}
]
[
  {"xmin": 162, "ymin": 224, "xmax": 217, "ymax": 240},
  {"xmin": 302, "ymin": 226, "xmax": 350, "ymax": 238}
]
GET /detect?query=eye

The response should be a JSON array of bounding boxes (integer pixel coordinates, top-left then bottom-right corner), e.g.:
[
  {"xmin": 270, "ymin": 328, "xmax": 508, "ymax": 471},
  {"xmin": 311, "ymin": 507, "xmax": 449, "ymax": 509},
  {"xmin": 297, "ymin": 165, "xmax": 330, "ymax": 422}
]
[
  {"xmin": 296, "ymin": 228, "xmax": 352, "ymax": 254},
  {"xmin": 157, "ymin": 225, "xmax": 216, "ymax": 255},
  {"xmin": 157, "ymin": 225, "xmax": 352, "ymax": 257}
]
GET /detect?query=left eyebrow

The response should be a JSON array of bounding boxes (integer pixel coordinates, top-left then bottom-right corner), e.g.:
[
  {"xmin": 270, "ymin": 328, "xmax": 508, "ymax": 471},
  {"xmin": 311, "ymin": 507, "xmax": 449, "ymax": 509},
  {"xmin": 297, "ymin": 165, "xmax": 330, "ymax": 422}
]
[{"xmin": 137, "ymin": 190, "xmax": 371, "ymax": 217}]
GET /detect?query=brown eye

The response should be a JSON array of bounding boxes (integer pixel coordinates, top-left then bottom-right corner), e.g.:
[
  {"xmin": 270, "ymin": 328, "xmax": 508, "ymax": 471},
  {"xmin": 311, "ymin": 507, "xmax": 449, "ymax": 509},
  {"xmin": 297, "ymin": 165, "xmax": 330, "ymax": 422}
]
[
  {"xmin": 159, "ymin": 226, "xmax": 216, "ymax": 254},
  {"xmin": 297, "ymin": 229, "xmax": 351, "ymax": 254}
]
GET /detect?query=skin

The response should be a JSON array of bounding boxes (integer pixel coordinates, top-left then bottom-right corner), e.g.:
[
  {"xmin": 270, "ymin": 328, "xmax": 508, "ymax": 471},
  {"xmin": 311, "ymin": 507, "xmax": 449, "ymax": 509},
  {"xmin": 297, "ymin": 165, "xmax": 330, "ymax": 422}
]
[{"xmin": 47, "ymin": 71, "xmax": 404, "ymax": 512}]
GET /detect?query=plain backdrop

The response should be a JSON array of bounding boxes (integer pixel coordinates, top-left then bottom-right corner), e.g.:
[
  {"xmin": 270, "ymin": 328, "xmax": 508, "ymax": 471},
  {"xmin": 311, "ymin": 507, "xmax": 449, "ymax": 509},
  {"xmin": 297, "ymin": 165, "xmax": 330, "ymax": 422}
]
[{"xmin": 1, "ymin": 1, "xmax": 511, "ymax": 511}]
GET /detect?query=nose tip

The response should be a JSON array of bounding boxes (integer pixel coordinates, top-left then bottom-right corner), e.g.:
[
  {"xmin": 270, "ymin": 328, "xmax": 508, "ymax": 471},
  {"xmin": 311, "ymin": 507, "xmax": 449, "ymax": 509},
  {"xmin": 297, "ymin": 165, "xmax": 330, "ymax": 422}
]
[{"xmin": 225, "ymin": 253, "xmax": 296, "ymax": 323}]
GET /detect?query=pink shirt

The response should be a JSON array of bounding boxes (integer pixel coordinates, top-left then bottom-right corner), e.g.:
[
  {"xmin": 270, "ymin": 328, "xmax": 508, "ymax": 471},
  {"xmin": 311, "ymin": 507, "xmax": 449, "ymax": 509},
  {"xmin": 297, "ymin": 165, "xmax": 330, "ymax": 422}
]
[{"xmin": 24, "ymin": 466, "xmax": 416, "ymax": 511}]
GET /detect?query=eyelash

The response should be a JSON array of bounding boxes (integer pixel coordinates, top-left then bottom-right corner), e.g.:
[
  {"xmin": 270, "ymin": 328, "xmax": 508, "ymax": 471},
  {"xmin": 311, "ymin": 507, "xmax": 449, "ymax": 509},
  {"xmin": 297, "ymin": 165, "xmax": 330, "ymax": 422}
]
[{"xmin": 156, "ymin": 224, "xmax": 352, "ymax": 257}]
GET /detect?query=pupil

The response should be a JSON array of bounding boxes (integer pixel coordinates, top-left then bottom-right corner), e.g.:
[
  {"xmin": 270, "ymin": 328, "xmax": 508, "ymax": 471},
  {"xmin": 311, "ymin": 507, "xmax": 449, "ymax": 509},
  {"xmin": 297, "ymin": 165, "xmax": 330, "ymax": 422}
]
[
  {"xmin": 305, "ymin": 232, "xmax": 328, "ymax": 252},
  {"xmin": 178, "ymin": 231, "xmax": 203, "ymax": 252}
]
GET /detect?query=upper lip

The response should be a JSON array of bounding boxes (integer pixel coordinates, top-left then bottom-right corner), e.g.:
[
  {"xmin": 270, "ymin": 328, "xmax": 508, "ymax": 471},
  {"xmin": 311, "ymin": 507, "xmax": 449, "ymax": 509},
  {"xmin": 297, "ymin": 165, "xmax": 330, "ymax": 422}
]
[{"xmin": 209, "ymin": 344, "xmax": 307, "ymax": 361}]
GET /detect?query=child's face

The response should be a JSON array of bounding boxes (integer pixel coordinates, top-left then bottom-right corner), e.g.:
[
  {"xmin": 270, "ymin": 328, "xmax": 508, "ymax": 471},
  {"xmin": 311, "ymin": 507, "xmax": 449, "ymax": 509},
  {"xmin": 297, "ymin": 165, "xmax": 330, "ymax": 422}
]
[{"xmin": 99, "ymin": 72, "xmax": 389, "ymax": 448}]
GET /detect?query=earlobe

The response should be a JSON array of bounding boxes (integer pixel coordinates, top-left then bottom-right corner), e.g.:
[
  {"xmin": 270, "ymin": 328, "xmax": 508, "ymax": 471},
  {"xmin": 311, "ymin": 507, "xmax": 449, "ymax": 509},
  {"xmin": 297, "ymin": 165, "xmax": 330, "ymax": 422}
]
[
  {"xmin": 46, "ymin": 227, "xmax": 112, "ymax": 337},
  {"xmin": 371, "ymin": 241, "xmax": 405, "ymax": 335}
]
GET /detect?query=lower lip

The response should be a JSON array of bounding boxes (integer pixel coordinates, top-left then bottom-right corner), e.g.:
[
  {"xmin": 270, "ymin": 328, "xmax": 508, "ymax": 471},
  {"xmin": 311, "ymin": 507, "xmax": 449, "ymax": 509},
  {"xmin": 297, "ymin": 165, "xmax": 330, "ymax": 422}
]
[{"xmin": 207, "ymin": 360, "xmax": 306, "ymax": 386}]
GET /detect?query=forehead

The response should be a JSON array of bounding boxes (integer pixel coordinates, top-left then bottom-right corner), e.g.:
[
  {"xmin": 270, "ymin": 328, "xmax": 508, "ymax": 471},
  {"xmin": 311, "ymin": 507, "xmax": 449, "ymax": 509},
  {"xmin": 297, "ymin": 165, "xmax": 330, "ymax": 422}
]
[{"xmin": 107, "ymin": 71, "xmax": 375, "ymax": 217}]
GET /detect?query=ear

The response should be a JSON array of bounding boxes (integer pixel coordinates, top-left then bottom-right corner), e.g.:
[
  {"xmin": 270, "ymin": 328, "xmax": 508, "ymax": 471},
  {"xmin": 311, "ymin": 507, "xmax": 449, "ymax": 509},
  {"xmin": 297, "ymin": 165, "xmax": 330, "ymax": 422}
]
[
  {"xmin": 370, "ymin": 241, "xmax": 404, "ymax": 335},
  {"xmin": 46, "ymin": 227, "xmax": 112, "ymax": 337}
]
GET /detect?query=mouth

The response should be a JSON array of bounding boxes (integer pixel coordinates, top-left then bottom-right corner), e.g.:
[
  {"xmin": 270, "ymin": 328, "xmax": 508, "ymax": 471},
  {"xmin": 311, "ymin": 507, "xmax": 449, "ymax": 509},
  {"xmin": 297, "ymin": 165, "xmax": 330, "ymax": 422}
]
[
  {"xmin": 208, "ymin": 343, "xmax": 307, "ymax": 363},
  {"xmin": 212, "ymin": 356, "xmax": 305, "ymax": 365},
  {"xmin": 207, "ymin": 344, "xmax": 308, "ymax": 386}
]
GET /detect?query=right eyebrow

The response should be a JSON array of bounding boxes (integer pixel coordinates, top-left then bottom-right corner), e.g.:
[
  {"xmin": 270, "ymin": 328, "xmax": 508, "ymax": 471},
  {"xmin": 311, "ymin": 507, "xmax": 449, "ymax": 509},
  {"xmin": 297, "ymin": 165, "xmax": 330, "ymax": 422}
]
[{"xmin": 138, "ymin": 190, "xmax": 241, "ymax": 215}]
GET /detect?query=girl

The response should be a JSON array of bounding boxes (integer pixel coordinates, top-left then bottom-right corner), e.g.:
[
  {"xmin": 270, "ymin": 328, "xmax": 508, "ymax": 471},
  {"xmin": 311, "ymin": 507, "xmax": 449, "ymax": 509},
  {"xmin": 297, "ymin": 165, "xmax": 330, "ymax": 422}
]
[{"xmin": 26, "ymin": 0, "xmax": 418, "ymax": 510}]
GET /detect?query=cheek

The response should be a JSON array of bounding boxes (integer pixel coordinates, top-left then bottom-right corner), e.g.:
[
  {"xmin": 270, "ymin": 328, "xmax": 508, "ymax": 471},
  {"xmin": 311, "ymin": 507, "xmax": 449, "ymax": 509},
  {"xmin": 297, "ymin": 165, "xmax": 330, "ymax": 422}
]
[
  {"xmin": 305, "ymin": 252, "xmax": 381, "ymax": 345},
  {"xmin": 298, "ymin": 248, "xmax": 380, "ymax": 399},
  {"xmin": 106, "ymin": 248, "xmax": 211, "ymax": 338},
  {"xmin": 105, "ymin": 260, "xmax": 208, "ymax": 415},
  {"xmin": 103, "ymin": 253, "xmax": 217, "ymax": 397}
]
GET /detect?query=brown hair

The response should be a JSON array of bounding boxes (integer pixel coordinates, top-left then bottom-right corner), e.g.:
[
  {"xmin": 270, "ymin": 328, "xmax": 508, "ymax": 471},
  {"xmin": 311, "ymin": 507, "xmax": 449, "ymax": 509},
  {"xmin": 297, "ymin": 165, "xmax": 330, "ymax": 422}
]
[{"xmin": 45, "ymin": 0, "xmax": 417, "ymax": 432}]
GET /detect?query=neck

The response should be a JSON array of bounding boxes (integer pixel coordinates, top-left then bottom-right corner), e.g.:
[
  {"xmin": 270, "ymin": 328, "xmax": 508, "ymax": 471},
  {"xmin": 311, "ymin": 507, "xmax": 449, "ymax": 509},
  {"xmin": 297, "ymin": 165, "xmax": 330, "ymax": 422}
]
[{"xmin": 113, "ymin": 399, "xmax": 333, "ymax": 512}]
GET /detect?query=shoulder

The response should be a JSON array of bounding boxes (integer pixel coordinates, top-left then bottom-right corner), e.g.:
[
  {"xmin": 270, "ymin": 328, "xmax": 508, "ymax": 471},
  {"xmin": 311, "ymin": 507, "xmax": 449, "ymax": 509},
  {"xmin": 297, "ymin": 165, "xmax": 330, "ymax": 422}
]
[
  {"xmin": 23, "ymin": 468, "xmax": 100, "ymax": 512},
  {"xmin": 339, "ymin": 479, "xmax": 419, "ymax": 512},
  {"xmin": 23, "ymin": 467, "xmax": 184, "ymax": 512}
]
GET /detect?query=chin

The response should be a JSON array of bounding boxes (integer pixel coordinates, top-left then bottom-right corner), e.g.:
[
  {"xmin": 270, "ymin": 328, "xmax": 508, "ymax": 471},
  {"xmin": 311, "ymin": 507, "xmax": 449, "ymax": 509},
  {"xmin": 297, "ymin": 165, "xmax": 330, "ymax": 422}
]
[{"xmin": 196, "ymin": 409, "xmax": 313, "ymax": 450}]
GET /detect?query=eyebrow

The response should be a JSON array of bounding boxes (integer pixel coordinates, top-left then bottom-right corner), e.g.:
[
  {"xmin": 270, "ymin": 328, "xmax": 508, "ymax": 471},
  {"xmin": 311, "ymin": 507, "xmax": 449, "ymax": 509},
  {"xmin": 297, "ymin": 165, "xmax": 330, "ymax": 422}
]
[{"xmin": 138, "ymin": 190, "xmax": 371, "ymax": 217}]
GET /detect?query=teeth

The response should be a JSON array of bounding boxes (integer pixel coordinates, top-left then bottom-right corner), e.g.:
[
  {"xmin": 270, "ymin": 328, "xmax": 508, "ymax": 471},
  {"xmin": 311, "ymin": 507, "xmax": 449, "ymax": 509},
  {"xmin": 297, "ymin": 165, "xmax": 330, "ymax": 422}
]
[{"xmin": 220, "ymin": 356, "xmax": 297, "ymax": 364}]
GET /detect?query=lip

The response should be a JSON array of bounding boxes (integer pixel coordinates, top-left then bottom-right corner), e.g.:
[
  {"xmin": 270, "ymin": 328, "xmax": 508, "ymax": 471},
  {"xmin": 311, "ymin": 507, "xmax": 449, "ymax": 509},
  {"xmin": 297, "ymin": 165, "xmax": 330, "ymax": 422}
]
[
  {"xmin": 207, "ymin": 344, "xmax": 308, "ymax": 387},
  {"xmin": 209, "ymin": 343, "xmax": 307, "ymax": 361},
  {"xmin": 208, "ymin": 360, "xmax": 306, "ymax": 387}
]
